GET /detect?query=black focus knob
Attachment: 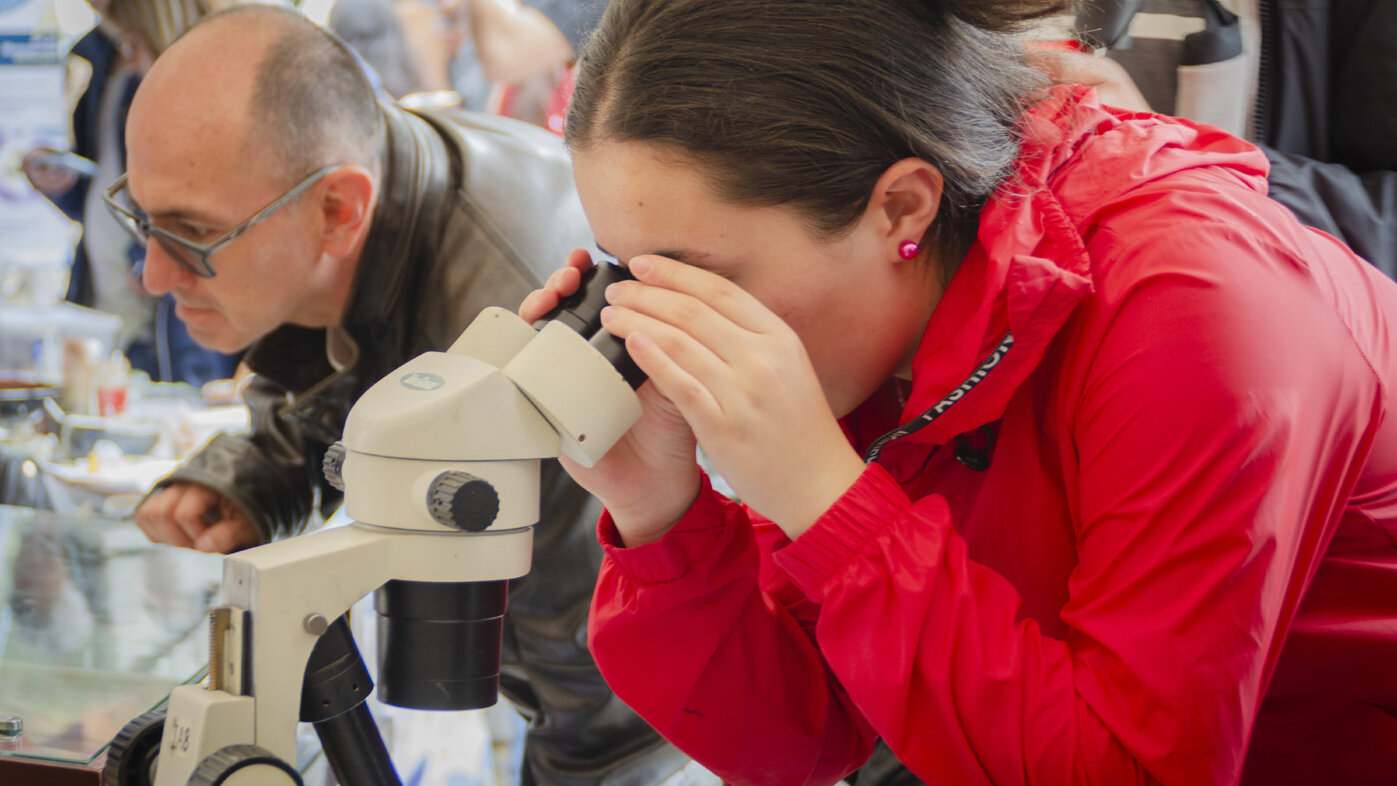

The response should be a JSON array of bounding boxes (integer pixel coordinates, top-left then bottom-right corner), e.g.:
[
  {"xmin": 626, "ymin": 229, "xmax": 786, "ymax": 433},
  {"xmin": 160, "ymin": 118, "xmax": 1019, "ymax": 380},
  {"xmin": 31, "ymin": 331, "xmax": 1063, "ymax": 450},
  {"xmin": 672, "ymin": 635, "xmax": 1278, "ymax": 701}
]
[
  {"xmin": 428, "ymin": 472, "xmax": 499, "ymax": 532},
  {"xmin": 322, "ymin": 442, "xmax": 347, "ymax": 491},
  {"xmin": 189, "ymin": 744, "xmax": 303, "ymax": 785},
  {"xmin": 102, "ymin": 711, "xmax": 166, "ymax": 786}
]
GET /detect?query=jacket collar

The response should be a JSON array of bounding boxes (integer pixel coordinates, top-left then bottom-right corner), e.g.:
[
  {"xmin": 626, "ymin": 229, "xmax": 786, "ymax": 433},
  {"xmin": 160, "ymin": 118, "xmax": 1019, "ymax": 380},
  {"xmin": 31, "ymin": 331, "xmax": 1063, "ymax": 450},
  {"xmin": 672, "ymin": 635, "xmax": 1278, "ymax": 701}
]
[
  {"xmin": 864, "ymin": 84, "xmax": 1270, "ymax": 459},
  {"xmin": 344, "ymin": 102, "xmax": 455, "ymax": 329},
  {"xmin": 863, "ymin": 87, "xmax": 1102, "ymax": 458},
  {"xmin": 245, "ymin": 103, "xmax": 454, "ymax": 389}
]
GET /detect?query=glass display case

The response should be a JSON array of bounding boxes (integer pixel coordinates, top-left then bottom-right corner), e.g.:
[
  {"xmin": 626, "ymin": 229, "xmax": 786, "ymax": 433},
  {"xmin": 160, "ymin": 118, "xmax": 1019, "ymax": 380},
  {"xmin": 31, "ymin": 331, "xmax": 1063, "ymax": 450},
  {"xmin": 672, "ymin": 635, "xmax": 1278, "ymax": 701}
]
[
  {"xmin": 0, "ymin": 504, "xmax": 222, "ymax": 781},
  {"xmin": 0, "ymin": 505, "xmax": 498, "ymax": 785}
]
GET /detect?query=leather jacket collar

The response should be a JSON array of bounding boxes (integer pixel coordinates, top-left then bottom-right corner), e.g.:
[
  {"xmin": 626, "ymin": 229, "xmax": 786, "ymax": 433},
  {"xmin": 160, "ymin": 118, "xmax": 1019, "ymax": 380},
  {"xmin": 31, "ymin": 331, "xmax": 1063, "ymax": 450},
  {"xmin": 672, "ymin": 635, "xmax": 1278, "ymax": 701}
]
[
  {"xmin": 245, "ymin": 103, "xmax": 454, "ymax": 391},
  {"xmin": 345, "ymin": 103, "xmax": 455, "ymax": 327}
]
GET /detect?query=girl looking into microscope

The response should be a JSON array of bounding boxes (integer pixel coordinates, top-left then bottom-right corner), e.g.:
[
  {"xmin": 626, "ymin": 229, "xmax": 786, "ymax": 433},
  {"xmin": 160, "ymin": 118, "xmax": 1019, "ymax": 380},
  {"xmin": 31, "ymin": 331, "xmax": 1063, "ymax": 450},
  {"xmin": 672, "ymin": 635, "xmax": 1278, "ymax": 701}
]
[{"xmin": 520, "ymin": 0, "xmax": 1397, "ymax": 783}]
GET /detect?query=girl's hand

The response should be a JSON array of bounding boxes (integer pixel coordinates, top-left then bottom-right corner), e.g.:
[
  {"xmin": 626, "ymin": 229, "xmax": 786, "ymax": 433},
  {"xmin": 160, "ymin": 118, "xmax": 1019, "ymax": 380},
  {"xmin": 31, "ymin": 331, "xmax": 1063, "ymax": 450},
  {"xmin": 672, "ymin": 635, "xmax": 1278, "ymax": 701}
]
[
  {"xmin": 601, "ymin": 255, "xmax": 866, "ymax": 540},
  {"xmin": 518, "ymin": 247, "xmax": 593, "ymax": 324},
  {"xmin": 519, "ymin": 249, "xmax": 703, "ymax": 546}
]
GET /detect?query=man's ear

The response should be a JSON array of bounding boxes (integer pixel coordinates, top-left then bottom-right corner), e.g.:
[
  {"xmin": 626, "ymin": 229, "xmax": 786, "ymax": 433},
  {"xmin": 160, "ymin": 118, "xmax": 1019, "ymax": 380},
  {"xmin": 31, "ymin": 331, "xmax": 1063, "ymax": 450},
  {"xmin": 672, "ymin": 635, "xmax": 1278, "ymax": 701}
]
[
  {"xmin": 867, "ymin": 158, "xmax": 943, "ymax": 262},
  {"xmin": 317, "ymin": 166, "xmax": 376, "ymax": 259}
]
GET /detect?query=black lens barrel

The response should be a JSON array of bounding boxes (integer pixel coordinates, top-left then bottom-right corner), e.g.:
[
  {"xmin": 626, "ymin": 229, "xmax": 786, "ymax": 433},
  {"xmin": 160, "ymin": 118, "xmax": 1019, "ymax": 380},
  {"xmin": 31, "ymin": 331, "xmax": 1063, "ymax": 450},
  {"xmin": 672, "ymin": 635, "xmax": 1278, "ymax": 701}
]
[
  {"xmin": 374, "ymin": 263, "xmax": 640, "ymax": 713},
  {"xmin": 374, "ymin": 579, "xmax": 508, "ymax": 710},
  {"xmin": 533, "ymin": 262, "xmax": 646, "ymax": 389}
]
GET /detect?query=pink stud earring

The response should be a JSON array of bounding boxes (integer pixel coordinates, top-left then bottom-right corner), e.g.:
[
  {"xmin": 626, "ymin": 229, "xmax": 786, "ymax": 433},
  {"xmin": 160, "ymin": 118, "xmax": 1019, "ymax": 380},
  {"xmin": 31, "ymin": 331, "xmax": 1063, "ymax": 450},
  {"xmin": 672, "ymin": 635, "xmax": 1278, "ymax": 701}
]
[{"xmin": 898, "ymin": 240, "xmax": 920, "ymax": 260}]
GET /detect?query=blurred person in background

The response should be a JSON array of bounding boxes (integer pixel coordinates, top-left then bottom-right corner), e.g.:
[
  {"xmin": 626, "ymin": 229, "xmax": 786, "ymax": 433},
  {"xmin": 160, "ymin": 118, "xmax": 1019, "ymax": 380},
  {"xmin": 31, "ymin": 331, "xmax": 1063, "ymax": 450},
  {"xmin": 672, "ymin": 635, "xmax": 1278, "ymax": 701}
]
[
  {"xmin": 328, "ymin": 0, "xmax": 429, "ymax": 100},
  {"xmin": 329, "ymin": 0, "xmax": 604, "ymax": 132},
  {"xmin": 1035, "ymin": 0, "xmax": 1395, "ymax": 279},
  {"xmin": 329, "ymin": 0, "xmax": 451, "ymax": 100},
  {"xmin": 21, "ymin": 0, "xmax": 241, "ymax": 387},
  {"xmin": 331, "ymin": 0, "xmax": 606, "ymax": 134},
  {"xmin": 124, "ymin": 5, "xmax": 703, "ymax": 783},
  {"xmin": 451, "ymin": 0, "xmax": 603, "ymax": 131}
]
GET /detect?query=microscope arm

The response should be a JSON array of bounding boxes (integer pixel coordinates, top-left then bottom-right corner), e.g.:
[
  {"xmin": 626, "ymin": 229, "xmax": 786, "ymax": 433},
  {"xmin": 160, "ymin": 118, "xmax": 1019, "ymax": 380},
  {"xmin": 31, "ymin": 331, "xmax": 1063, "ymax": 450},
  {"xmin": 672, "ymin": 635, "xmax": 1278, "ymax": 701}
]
[
  {"xmin": 119, "ymin": 265, "xmax": 643, "ymax": 786},
  {"xmin": 151, "ymin": 522, "xmax": 534, "ymax": 785}
]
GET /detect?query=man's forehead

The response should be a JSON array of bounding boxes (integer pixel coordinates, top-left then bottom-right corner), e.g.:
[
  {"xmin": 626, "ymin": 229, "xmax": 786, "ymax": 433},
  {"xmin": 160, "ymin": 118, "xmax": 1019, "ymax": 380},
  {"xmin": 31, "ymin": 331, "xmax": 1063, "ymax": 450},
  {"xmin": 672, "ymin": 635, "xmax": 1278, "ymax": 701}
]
[
  {"xmin": 126, "ymin": 92, "xmax": 264, "ymax": 219},
  {"xmin": 128, "ymin": 102, "xmax": 253, "ymax": 198},
  {"xmin": 133, "ymin": 18, "xmax": 263, "ymax": 131},
  {"xmin": 124, "ymin": 17, "xmax": 284, "ymax": 220},
  {"xmin": 125, "ymin": 147, "xmax": 276, "ymax": 226}
]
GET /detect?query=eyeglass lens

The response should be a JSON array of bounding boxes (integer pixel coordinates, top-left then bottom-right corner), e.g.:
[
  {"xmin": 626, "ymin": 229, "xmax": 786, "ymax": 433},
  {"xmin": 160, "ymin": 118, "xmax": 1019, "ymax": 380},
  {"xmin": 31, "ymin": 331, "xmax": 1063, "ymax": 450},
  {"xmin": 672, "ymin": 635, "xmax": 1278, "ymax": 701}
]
[
  {"xmin": 152, "ymin": 235, "xmax": 209, "ymax": 276},
  {"xmin": 108, "ymin": 184, "xmax": 212, "ymax": 277}
]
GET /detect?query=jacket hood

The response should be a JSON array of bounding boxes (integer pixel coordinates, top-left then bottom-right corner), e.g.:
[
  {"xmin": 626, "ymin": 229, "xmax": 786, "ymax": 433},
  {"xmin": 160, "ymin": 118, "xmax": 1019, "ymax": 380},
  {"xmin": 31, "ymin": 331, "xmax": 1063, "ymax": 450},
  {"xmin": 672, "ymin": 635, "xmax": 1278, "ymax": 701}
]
[{"xmin": 864, "ymin": 85, "xmax": 1271, "ymax": 459}]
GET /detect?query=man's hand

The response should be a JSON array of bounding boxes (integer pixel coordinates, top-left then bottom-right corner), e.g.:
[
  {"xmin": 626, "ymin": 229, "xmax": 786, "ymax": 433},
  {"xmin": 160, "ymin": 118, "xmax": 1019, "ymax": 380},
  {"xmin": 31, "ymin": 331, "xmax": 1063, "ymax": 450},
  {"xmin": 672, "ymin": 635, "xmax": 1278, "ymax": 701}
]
[{"xmin": 134, "ymin": 482, "xmax": 262, "ymax": 553}]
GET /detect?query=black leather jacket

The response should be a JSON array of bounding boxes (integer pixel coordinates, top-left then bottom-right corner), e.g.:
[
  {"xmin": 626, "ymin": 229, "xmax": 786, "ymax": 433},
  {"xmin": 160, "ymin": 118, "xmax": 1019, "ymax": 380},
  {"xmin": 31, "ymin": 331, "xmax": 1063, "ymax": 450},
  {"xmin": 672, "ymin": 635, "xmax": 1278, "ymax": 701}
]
[{"xmin": 158, "ymin": 103, "xmax": 693, "ymax": 785}]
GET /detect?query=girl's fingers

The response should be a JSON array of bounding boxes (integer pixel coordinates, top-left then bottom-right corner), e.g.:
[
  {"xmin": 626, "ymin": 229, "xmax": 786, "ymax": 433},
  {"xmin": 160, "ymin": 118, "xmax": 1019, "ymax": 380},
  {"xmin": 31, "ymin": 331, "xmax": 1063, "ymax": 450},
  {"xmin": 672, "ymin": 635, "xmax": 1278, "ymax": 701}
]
[
  {"xmin": 603, "ymin": 304, "xmax": 733, "ymax": 409},
  {"xmin": 603, "ymin": 282, "xmax": 748, "ymax": 366},
  {"xmin": 518, "ymin": 288, "xmax": 559, "ymax": 323},
  {"xmin": 624, "ymin": 331, "xmax": 725, "ymax": 425},
  {"xmin": 625, "ymin": 255, "xmax": 775, "ymax": 334},
  {"xmin": 520, "ymin": 249, "xmax": 594, "ymax": 322},
  {"xmin": 565, "ymin": 246, "xmax": 596, "ymax": 273},
  {"xmin": 545, "ymin": 264, "xmax": 581, "ymax": 294}
]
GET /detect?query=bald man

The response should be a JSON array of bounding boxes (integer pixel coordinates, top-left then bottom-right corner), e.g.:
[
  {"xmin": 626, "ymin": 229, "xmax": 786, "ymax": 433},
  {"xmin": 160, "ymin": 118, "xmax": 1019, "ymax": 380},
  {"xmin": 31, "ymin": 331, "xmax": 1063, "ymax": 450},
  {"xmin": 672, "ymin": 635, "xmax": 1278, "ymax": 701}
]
[{"xmin": 115, "ymin": 5, "xmax": 696, "ymax": 784}]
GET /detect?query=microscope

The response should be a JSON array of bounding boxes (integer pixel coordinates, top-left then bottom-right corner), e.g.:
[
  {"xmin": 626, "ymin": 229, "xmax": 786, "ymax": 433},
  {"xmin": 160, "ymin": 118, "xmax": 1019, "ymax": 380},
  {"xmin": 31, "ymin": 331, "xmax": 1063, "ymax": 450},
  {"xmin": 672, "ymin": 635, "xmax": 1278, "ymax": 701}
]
[{"xmin": 103, "ymin": 264, "xmax": 644, "ymax": 786}]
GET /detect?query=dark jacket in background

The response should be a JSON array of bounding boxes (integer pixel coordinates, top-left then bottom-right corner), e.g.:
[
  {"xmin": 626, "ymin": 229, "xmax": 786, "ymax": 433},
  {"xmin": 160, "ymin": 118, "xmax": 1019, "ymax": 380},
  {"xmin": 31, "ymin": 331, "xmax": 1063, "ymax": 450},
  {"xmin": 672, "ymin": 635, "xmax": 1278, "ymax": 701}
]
[
  {"xmin": 328, "ymin": 0, "xmax": 432, "ymax": 99},
  {"xmin": 1255, "ymin": 0, "xmax": 1396, "ymax": 279},
  {"xmin": 50, "ymin": 28, "xmax": 239, "ymax": 386},
  {"xmin": 156, "ymin": 103, "xmax": 694, "ymax": 786},
  {"xmin": 1101, "ymin": 0, "xmax": 1396, "ymax": 278}
]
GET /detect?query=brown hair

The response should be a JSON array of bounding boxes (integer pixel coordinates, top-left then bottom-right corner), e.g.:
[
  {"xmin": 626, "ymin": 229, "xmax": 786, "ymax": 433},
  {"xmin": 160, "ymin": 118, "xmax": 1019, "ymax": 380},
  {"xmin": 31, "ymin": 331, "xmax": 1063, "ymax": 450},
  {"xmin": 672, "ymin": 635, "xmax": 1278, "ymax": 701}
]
[{"xmin": 566, "ymin": 0, "xmax": 1071, "ymax": 271}]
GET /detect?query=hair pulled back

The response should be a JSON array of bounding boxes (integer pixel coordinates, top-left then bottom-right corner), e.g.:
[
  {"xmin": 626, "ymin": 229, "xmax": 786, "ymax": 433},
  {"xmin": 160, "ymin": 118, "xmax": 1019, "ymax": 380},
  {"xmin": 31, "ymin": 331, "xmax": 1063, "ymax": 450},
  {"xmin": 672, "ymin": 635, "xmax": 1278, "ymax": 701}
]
[{"xmin": 566, "ymin": 0, "xmax": 1070, "ymax": 266}]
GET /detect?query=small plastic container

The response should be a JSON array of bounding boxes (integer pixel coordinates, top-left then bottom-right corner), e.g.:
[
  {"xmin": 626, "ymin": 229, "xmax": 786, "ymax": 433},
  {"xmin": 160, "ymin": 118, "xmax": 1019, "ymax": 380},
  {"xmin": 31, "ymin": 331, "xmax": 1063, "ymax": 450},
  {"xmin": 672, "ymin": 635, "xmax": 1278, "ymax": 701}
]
[
  {"xmin": 95, "ymin": 350, "xmax": 131, "ymax": 417},
  {"xmin": 0, "ymin": 303, "xmax": 121, "ymax": 385}
]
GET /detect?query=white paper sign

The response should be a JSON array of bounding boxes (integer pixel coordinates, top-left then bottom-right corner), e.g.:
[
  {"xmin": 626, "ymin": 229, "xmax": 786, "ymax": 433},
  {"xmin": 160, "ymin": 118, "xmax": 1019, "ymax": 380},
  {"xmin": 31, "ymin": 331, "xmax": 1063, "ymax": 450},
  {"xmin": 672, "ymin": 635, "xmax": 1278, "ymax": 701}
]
[{"xmin": 0, "ymin": 0, "xmax": 79, "ymax": 302}]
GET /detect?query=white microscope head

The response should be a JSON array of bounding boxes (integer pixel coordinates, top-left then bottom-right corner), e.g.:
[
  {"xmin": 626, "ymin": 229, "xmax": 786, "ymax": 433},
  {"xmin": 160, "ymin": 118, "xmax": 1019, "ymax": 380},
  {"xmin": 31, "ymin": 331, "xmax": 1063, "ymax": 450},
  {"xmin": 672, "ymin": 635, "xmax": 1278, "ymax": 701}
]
[{"xmin": 332, "ymin": 263, "xmax": 644, "ymax": 534}]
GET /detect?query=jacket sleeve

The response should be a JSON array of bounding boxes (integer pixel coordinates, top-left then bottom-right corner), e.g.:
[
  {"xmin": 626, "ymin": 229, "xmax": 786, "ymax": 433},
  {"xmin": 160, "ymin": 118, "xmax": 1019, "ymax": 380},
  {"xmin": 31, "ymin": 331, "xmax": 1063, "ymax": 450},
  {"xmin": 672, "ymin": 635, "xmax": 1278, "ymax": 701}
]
[
  {"xmin": 589, "ymin": 224, "xmax": 1380, "ymax": 784},
  {"xmin": 589, "ymin": 475, "xmax": 880, "ymax": 786},
  {"xmin": 1262, "ymin": 145, "xmax": 1397, "ymax": 279},
  {"xmin": 154, "ymin": 373, "xmax": 322, "ymax": 543}
]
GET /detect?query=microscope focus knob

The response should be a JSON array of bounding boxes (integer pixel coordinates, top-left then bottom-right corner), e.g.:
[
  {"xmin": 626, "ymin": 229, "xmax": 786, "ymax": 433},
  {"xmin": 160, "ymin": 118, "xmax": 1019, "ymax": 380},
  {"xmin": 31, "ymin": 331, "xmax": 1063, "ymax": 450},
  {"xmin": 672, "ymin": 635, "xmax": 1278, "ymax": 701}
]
[
  {"xmin": 189, "ymin": 744, "xmax": 303, "ymax": 785},
  {"xmin": 428, "ymin": 471, "xmax": 499, "ymax": 532},
  {"xmin": 102, "ymin": 710, "xmax": 166, "ymax": 786},
  {"xmin": 322, "ymin": 442, "xmax": 347, "ymax": 491}
]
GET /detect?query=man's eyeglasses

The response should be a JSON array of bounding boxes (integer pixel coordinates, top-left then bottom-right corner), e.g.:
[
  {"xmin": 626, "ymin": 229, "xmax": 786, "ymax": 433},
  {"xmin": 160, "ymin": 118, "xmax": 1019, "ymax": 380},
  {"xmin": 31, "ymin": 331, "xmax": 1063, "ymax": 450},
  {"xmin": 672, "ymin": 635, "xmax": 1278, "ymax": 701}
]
[{"xmin": 101, "ymin": 166, "xmax": 339, "ymax": 278}]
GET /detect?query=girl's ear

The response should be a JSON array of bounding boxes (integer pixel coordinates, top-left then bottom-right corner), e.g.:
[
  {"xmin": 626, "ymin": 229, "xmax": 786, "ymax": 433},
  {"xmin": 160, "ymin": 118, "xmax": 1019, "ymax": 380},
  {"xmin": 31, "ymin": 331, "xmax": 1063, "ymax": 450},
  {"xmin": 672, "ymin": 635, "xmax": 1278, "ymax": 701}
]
[{"xmin": 866, "ymin": 158, "xmax": 943, "ymax": 262}]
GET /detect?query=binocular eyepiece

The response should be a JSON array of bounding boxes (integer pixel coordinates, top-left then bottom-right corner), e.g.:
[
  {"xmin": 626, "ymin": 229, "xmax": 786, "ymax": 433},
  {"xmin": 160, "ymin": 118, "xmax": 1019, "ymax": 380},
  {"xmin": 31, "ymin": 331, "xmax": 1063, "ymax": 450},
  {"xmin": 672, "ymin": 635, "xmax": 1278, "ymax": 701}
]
[
  {"xmin": 533, "ymin": 261, "xmax": 646, "ymax": 389},
  {"xmin": 375, "ymin": 260, "xmax": 643, "ymax": 712}
]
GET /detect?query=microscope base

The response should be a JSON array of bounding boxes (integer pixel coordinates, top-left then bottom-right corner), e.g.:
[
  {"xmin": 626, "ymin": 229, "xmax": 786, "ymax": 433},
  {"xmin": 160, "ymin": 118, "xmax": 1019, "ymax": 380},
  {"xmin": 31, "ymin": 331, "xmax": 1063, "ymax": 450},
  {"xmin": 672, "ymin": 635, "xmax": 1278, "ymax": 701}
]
[{"xmin": 147, "ymin": 521, "xmax": 532, "ymax": 786}]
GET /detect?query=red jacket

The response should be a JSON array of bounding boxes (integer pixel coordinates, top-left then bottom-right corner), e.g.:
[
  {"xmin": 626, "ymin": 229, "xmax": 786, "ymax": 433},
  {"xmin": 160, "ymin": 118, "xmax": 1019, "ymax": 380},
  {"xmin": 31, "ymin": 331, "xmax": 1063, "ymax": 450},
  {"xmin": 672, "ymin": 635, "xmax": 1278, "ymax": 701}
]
[{"xmin": 588, "ymin": 86, "xmax": 1397, "ymax": 785}]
